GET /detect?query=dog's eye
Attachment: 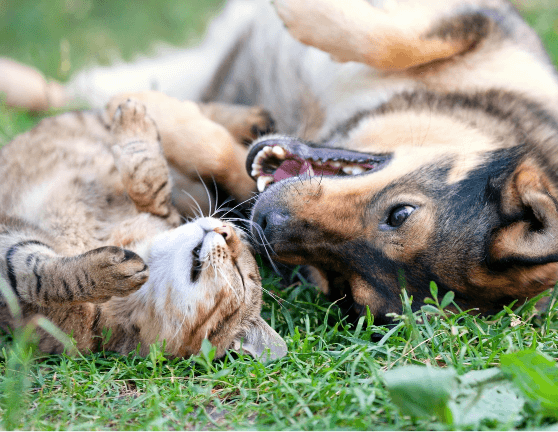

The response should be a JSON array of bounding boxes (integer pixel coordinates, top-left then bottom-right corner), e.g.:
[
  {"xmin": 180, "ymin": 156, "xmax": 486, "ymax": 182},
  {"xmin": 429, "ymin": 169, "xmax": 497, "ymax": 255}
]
[{"xmin": 388, "ymin": 205, "xmax": 415, "ymax": 227}]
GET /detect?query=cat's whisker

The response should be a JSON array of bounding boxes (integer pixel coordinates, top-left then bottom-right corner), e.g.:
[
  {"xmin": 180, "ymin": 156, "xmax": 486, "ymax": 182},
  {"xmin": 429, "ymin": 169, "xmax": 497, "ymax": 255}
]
[
  {"xmin": 221, "ymin": 216, "xmax": 259, "ymax": 236},
  {"xmin": 210, "ymin": 175, "xmax": 222, "ymax": 218},
  {"xmin": 250, "ymin": 222, "xmax": 283, "ymax": 275},
  {"xmin": 216, "ymin": 267, "xmax": 241, "ymax": 302},
  {"xmin": 171, "ymin": 312, "xmax": 188, "ymax": 341},
  {"xmin": 193, "ymin": 169, "xmax": 215, "ymax": 218},
  {"xmin": 213, "ymin": 207, "xmax": 246, "ymax": 220},
  {"xmin": 224, "ymin": 222, "xmax": 263, "ymax": 248},
  {"xmin": 228, "ymin": 223, "xmax": 255, "ymax": 240},
  {"xmin": 180, "ymin": 189, "xmax": 205, "ymax": 218},
  {"xmin": 260, "ymin": 286, "xmax": 300, "ymax": 309},
  {"xmin": 219, "ymin": 195, "xmax": 260, "ymax": 219},
  {"xmin": 224, "ymin": 217, "xmax": 279, "ymax": 261},
  {"xmin": 223, "ymin": 217, "xmax": 280, "ymax": 273},
  {"xmin": 214, "ymin": 196, "xmax": 235, "ymax": 217}
]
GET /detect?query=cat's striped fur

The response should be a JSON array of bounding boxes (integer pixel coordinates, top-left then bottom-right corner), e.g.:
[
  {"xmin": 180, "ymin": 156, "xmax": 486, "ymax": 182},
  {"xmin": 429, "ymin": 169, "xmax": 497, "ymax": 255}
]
[{"xmin": 0, "ymin": 94, "xmax": 286, "ymax": 360}]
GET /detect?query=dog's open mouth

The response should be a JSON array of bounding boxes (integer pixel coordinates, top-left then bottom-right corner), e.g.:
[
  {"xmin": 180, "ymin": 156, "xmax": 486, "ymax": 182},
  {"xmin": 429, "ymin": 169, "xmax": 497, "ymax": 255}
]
[{"xmin": 246, "ymin": 136, "xmax": 391, "ymax": 192}]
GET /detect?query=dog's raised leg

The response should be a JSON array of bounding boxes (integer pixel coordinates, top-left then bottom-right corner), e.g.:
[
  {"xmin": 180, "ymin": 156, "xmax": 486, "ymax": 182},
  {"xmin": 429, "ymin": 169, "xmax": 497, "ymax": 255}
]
[{"xmin": 274, "ymin": 0, "xmax": 492, "ymax": 71}]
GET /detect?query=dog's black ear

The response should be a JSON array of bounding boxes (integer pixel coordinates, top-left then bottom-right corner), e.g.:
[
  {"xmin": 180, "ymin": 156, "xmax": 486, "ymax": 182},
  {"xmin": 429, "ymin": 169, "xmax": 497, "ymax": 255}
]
[{"xmin": 490, "ymin": 159, "xmax": 558, "ymax": 267}]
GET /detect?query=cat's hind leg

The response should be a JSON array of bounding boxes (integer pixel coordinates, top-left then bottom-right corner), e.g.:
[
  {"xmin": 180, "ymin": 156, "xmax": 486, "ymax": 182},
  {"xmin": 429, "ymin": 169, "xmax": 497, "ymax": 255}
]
[{"xmin": 110, "ymin": 99, "xmax": 180, "ymax": 225}]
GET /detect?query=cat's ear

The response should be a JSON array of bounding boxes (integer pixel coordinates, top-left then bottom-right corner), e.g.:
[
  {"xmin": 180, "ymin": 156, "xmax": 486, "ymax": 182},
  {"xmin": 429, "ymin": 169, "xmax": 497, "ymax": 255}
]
[{"xmin": 232, "ymin": 317, "xmax": 287, "ymax": 361}]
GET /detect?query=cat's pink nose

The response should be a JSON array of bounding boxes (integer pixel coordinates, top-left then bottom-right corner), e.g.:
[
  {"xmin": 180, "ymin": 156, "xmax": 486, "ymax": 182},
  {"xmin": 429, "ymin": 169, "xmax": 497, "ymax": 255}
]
[{"xmin": 214, "ymin": 225, "xmax": 233, "ymax": 241}]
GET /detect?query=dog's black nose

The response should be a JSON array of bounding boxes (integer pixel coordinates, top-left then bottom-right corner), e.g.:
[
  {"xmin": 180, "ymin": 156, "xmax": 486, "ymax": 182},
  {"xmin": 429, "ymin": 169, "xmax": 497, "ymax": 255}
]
[{"xmin": 253, "ymin": 207, "xmax": 290, "ymax": 242}]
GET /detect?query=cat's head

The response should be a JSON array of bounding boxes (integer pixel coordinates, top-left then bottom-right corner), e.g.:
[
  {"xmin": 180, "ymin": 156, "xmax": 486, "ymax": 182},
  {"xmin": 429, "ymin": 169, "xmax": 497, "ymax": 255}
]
[{"xmin": 136, "ymin": 217, "xmax": 287, "ymax": 361}]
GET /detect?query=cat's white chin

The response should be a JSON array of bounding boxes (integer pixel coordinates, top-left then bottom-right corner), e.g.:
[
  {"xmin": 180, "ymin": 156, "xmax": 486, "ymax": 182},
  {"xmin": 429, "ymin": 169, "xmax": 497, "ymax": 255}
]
[{"xmin": 133, "ymin": 217, "xmax": 232, "ymax": 317}]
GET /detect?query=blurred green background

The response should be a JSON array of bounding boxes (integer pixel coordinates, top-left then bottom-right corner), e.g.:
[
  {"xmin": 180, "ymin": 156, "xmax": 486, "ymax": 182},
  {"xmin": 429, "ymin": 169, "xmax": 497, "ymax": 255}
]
[
  {"xmin": 0, "ymin": 0, "xmax": 224, "ymax": 82},
  {"xmin": 0, "ymin": 0, "xmax": 556, "ymax": 83},
  {"xmin": 0, "ymin": 0, "xmax": 556, "ymax": 144},
  {"xmin": 515, "ymin": 0, "xmax": 558, "ymax": 66}
]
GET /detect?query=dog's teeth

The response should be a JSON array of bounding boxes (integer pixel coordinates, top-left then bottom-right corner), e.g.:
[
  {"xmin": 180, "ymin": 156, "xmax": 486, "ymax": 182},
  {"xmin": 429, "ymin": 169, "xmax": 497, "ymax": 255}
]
[
  {"xmin": 351, "ymin": 166, "xmax": 364, "ymax": 175},
  {"xmin": 272, "ymin": 146, "xmax": 286, "ymax": 158},
  {"xmin": 251, "ymin": 162, "xmax": 262, "ymax": 177},
  {"xmin": 342, "ymin": 166, "xmax": 354, "ymax": 175},
  {"xmin": 331, "ymin": 161, "xmax": 341, "ymax": 168},
  {"xmin": 263, "ymin": 146, "xmax": 273, "ymax": 155},
  {"xmin": 256, "ymin": 149, "xmax": 267, "ymax": 162},
  {"xmin": 257, "ymin": 176, "xmax": 274, "ymax": 192},
  {"xmin": 314, "ymin": 160, "xmax": 322, "ymax": 166}
]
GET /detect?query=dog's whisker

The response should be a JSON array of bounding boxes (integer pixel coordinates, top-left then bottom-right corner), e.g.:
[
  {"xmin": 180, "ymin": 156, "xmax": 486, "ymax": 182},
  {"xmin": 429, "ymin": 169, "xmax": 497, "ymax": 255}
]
[{"xmin": 249, "ymin": 222, "xmax": 282, "ymax": 275}]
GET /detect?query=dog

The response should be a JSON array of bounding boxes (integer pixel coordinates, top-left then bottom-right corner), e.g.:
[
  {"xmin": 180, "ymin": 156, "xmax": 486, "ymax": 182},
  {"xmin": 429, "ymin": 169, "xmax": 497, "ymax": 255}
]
[
  {"xmin": 5, "ymin": 0, "xmax": 558, "ymax": 322},
  {"xmin": 242, "ymin": 0, "xmax": 558, "ymax": 321}
]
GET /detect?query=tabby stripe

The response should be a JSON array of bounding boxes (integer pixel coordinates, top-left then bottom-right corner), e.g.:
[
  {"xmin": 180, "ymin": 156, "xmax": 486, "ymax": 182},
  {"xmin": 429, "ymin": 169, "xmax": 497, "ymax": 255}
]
[
  {"xmin": 96, "ymin": 110, "xmax": 110, "ymax": 129},
  {"xmin": 26, "ymin": 253, "xmax": 35, "ymax": 266},
  {"xmin": 84, "ymin": 272, "xmax": 95, "ymax": 290},
  {"xmin": 208, "ymin": 306, "xmax": 240, "ymax": 340},
  {"xmin": 151, "ymin": 180, "xmax": 168, "ymax": 199},
  {"xmin": 123, "ymin": 140, "xmax": 149, "ymax": 149},
  {"xmin": 59, "ymin": 309, "xmax": 72, "ymax": 327},
  {"xmin": 92, "ymin": 305, "xmax": 102, "ymax": 334},
  {"xmin": 5, "ymin": 240, "xmax": 50, "ymax": 297},
  {"xmin": 190, "ymin": 294, "xmax": 225, "ymax": 338},
  {"xmin": 130, "ymin": 156, "xmax": 150, "ymax": 179},
  {"xmin": 76, "ymin": 274, "xmax": 84, "ymax": 294},
  {"xmin": 235, "ymin": 263, "xmax": 246, "ymax": 296},
  {"xmin": 92, "ymin": 305, "xmax": 104, "ymax": 350},
  {"xmin": 33, "ymin": 257, "xmax": 42, "ymax": 295},
  {"xmin": 62, "ymin": 279, "xmax": 73, "ymax": 301}
]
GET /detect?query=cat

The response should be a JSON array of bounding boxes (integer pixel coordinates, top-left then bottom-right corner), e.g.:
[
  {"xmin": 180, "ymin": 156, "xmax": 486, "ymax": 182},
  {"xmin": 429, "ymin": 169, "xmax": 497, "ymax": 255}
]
[{"xmin": 0, "ymin": 92, "xmax": 286, "ymax": 361}]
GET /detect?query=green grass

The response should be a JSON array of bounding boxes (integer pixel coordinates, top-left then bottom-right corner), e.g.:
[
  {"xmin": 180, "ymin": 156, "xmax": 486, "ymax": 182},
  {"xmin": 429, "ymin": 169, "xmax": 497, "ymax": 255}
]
[
  {"xmin": 3, "ymin": 274, "xmax": 558, "ymax": 430},
  {"xmin": 2, "ymin": 0, "xmax": 558, "ymax": 430},
  {"xmin": 512, "ymin": 0, "xmax": 558, "ymax": 66},
  {"xmin": 1, "ymin": 0, "xmax": 224, "ymax": 82}
]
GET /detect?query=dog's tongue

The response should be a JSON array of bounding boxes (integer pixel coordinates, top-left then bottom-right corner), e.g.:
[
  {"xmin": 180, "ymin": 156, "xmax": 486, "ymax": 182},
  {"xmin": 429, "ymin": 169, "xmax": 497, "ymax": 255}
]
[
  {"xmin": 273, "ymin": 156, "xmax": 342, "ymax": 182},
  {"xmin": 274, "ymin": 159, "xmax": 310, "ymax": 182}
]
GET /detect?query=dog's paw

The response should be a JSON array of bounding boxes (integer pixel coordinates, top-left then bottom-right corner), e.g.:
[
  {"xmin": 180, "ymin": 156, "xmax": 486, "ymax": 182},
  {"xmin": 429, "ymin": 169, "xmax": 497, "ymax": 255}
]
[
  {"xmin": 242, "ymin": 107, "xmax": 276, "ymax": 144},
  {"xmin": 110, "ymin": 99, "xmax": 159, "ymax": 143},
  {"xmin": 201, "ymin": 103, "xmax": 276, "ymax": 145}
]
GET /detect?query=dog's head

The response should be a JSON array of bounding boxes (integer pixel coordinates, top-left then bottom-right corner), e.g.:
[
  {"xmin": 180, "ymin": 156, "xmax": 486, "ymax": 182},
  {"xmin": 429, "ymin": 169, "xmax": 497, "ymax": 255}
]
[{"xmin": 248, "ymin": 90, "xmax": 558, "ymax": 321}]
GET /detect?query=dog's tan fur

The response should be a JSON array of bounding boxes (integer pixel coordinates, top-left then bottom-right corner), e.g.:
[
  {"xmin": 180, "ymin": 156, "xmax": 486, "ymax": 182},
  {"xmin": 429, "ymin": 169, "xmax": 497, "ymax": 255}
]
[
  {"xmin": 3, "ymin": 0, "xmax": 558, "ymax": 322},
  {"xmin": 235, "ymin": 0, "xmax": 558, "ymax": 320}
]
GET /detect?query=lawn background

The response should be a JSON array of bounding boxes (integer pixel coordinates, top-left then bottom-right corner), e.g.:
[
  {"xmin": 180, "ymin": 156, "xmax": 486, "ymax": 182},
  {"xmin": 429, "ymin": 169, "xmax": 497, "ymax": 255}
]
[{"xmin": 1, "ymin": 0, "xmax": 558, "ymax": 430}]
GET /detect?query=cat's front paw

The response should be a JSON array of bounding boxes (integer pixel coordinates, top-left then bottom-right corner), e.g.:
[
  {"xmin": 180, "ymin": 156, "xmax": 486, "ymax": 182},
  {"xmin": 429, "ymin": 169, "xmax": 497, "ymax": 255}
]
[
  {"xmin": 110, "ymin": 98, "xmax": 159, "ymax": 142},
  {"xmin": 83, "ymin": 246, "xmax": 149, "ymax": 301}
]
